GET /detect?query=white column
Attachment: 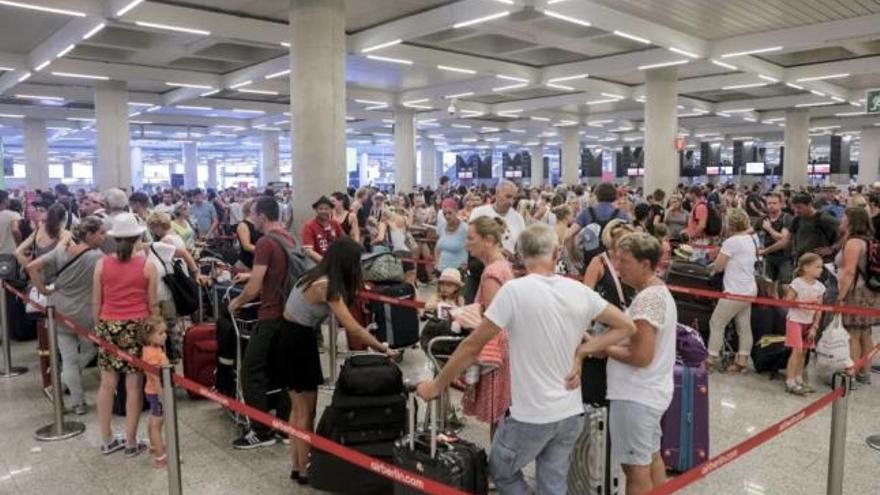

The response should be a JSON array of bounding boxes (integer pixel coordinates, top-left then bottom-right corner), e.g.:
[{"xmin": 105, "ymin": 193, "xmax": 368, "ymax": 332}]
[
  {"xmin": 859, "ymin": 126, "xmax": 880, "ymax": 185},
  {"xmin": 130, "ymin": 146, "xmax": 143, "ymax": 190},
  {"xmin": 783, "ymin": 109, "xmax": 810, "ymax": 188},
  {"xmin": 528, "ymin": 145, "xmax": 544, "ymax": 187},
  {"xmin": 561, "ymin": 127, "xmax": 580, "ymax": 185},
  {"xmin": 290, "ymin": 0, "xmax": 347, "ymax": 235},
  {"xmin": 260, "ymin": 130, "xmax": 280, "ymax": 186},
  {"xmin": 419, "ymin": 138, "xmax": 437, "ymax": 187},
  {"xmin": 644, "ymin": 67, "xmax": 679, "ymax": 194},
  {"xmin": 207, "ymin": 158, "xmax": 218, "ymax": 190},
  {"xmin": 182, "ymin": 142, "xmax": 198, "ymax": 189},
  {"xmin": 94, "ymin": 80, "xmax": 131, "ymax": 191},
  {"xmin": 394, "ymin": 108, "xmax": 416, "ymax": 193},
  {"xmin": 23, "ymin": 118, "xmax": 49, "ymax": 190}
]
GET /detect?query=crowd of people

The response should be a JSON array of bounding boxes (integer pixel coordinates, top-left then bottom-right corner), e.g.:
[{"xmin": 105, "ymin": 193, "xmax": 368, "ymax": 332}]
[{"xmin": 0, "ymin": 175, "xmax": 876, "ymax": 494}]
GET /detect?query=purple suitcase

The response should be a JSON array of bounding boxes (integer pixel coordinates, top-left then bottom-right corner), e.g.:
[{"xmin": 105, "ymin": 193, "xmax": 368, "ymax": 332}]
[{"xmin": 661, "ymin": 364, "xmax": 709, "ymax": 472}]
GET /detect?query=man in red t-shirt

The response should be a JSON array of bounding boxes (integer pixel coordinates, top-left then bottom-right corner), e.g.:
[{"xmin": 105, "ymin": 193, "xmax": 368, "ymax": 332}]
[
  {"xmin": 686, "ymin": 185, "xmax": 709, "ymax": 240},
  {"xmin": 302, "ymin": 196, "xmax": 343, "ymax": 263}
]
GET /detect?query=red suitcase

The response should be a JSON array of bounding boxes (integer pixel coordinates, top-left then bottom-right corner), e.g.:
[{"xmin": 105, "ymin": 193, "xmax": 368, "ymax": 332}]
[
  {"xmin": 183, "ymin": 323, "xmax": 217, "ymax": 398},
  {"xmin": 660, "ymin": 364, "xmax": 710, "ymax": 472}
]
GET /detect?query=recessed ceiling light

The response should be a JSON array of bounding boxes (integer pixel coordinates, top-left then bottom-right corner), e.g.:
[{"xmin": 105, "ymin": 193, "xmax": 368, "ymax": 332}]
[
  {"xmin": 586, "ymin": 98, "xmax": 623, "ymax": 105},
  {"xmin": 795, "ymin": 101, "xmax": 835, "ymax": 108},
  {"xmin": 437, "ymin": 65, "xmax": 476, "ymax": 75},
  {"xmin": 360, "ymin": 39, "xmax": 402, "ymax": 54},
  {"xmin": 0, "ymin": 113, "xmax": 24, "ymax": 118},
  {"xmin": 354, "ymin": 99, "xmax": 387, "ymax": 106},
  {"xmin": 135, "ymin": 21, "xmax": 210, "ymax": 36},
  {"xmin": 17, "ymin": 72, "xmax": 31, "ymax": 82},
  {"xmin": 546, "ymin": 83, "xmax": 575, "ymax": 91},
  {"xmin": 165, "ymin": 82, "xmax": 213, "ymax": 89},
  {"xmin": 613, "ymin": 31, "xmax": 651, "ymax": 44},
  {"xmin": 0, "ymin": 1, "xmax": 85, "ymax": 17},
  {"xmin": 758, "ymin": 74, "xmax": 779, "ymax": 83},
  {"xmin": 445, "ymin": 92, "xmax": 474, "ymax": 99},
  {"xmin": 56, "ymin": 44, "xmax": 76, "ymax": 58},
  {"xmin": 723, "ymin": 108, "xmax": 754, "ymax": 113},
  {"xmin": 366, "ymin": 55, "xmax": 413, "ymax": 65},
  {"xmin": 52, "ymin": 71, "xmax": 108, "ymax": 80},
  {"xmin": 669, "ymin": 47, "xmax": 699, "ymax": 58},
  {"xmin": 710, "ymin": 59, "xmax": 738, "ymax": 70},
  {"xmin": 115, "ymin": 0, "xmax": 144, "ymax": 16},
  {"xmin": 265, "ymin": 69, "xmax": 290, "ymax": 80},
  {"xmin": 496, "ymin": 74, "xmax": 529, "ymax": 83},
  {"xmin": 796, "ymin": 73, "xmax": 850, "ymax": 82},
  {"xmin": 176, "ymin": 105, "xmax": 213, "ymax": 111},
  {"xmin": 493, "ymin": 83, "xmax": 528, "ymax": 92},
  {"xmin": 720, "ymin": 46, "xmax": 783, "ymax": 58},
  {"xmin": 785, "ymin": 82, "xmax": 804, "ymax": 90},
  {"xmin": 453, "ymin": 11, "xmax": 510, "ymax": 29},
  {"xmin": 34, "ymin": 60, "xmax": 51, "ymax": 72},
  {"xmin": 200, "ymin": 89, "xmax": 220, "ymax": 97},
  {"xmin": 810, "ymin": 90, "xmax": 826, "ymax": 97},
  {"xmin": 541, "ymin": 9, "xmax": 591, "ymax": 27},
  {"xmin": 229, "ymin": 80, "xmax": 252, "ymax": 89},
  {"xmin": 637, "ymin": 60, "xmax": 689, "ymax": 70},
  {"xmin": 15, "ymin": 94, "xmax": 63, "ymax": 101},
  {"xmin": 722, "ymin": 82, "xmax": 768, "ymax": 90},
  {"xmin": 548, "ymin": 73, "xmax": 589, "ymax": 83},
  {"xmin": 238, "ymin": 88, "xmax": 279, "ymax": 95},
  {"xmin": 232, "ymin": 109, "xmax": 265, "ymax": 114}
]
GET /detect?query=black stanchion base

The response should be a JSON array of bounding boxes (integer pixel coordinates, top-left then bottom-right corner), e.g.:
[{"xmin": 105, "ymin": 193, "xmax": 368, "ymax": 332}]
[
  {"xmin": 34, "ymin": 421, "xmax": 86, "ymax": 441},
  {"xmin": 0, "ymin": 365, "xmax": 27, "ymax": 378},
  {"xmin": 867, "ymin": 435, "xmax": 880, "ymax": 452}
]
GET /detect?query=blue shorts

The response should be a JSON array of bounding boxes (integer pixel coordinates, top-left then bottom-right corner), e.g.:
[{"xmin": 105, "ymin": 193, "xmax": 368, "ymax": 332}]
[{"xmin": 145, "ymin": 393, "xmax": 164, "ymax": 417}]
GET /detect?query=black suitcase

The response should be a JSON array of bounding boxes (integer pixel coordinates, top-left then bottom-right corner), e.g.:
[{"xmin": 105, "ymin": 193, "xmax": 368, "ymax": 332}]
[
  {"xmin": 309, "ymin": 388, "xmax": 408, "ymax": 494},
  {"xmin": 368, "ymin": 282, "xmax": 420, "ymax": 349},
  {"xmin": 337, "ymin": 354, "xmax": 403, "ymax": 397},
  {"xmin": 750, "ymin": 305, "xmax": 786, "ymax": 341},
  {"xmin": 580, "ymin": 357, "xmax": 608, "ymax": 406},
  {"xmin": 393, "ymin": 395, "xmax": 488, "ymax": 495},
  {"xmin": 675, "ymin": 299, "xmax": 714, "ymax": 343},
  {"xmin": 666, "ymin": 260, "xmax": 721, "ymax": 304}
]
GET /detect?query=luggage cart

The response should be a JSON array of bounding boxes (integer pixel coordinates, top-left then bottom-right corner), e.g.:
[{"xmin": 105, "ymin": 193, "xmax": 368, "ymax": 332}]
[{"xmin": 424, "ymin": 333, "xmax": 465, "ymax": 433}]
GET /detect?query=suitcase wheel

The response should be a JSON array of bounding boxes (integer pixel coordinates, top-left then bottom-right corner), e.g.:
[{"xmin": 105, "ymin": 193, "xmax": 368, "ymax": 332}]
[
  {"xmin": 698, "ymin": 385, "xmax": 708, "ymax": 395},
  {"xmin": 697, "ymin": 450, "xmax": 707, "ymax": 459}
]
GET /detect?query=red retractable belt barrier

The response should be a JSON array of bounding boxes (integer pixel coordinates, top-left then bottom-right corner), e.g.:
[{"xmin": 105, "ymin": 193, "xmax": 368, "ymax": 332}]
[
  {"xmin": 2, "ymin": 282, "xmax": 467, "ymax": 495},
  {"xmin": 357, "ymin": 289, "xmax": 427, "ymax": 309}
]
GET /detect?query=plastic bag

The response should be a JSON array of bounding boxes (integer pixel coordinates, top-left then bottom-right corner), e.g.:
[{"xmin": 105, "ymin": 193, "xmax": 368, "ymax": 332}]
[{"xmin": 816, "ymin": 315, "xmax": 853, "ymax": 381}]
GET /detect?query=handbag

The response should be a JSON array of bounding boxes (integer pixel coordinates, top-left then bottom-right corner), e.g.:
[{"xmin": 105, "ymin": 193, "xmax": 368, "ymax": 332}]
[
  {"xmin": 361, "ymin": 251, "xmax": 405, "ymax": 283},
  {"xmin": 151, "ymin": 245, "xmax": 199, "ymax": 316},
  {"xmin": 25, "ymin": 247, "xmax": 92, "ymax": 314},
  {"xmin": 0, "ymin": 254, "xmax": 23, "ymax": 283}
]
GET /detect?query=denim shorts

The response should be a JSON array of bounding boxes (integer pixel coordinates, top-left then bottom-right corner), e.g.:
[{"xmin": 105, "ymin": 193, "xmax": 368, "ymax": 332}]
[
  {"xmin": 145, "ymin": 393, "xmax": 164, "ymax": 417},
  {"xmin": 609, "ymin": 400, "xmax": 664, "ymax": 467}
]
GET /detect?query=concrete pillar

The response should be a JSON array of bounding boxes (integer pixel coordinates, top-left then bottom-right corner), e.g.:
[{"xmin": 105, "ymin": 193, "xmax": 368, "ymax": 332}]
[
  {"xmin": 859, "ymin": 127, "xmax": 880, "ymax": 185},
  {"xmin": 783, "ymin": 109, "xmax": 810, "ymax": 188},
  {"xmin": 94, "ymin": 80, "xmax": 131, "ymax": 191},
  {"xmin": 290, "ymin": 0, "xmax": 347, "ymax": 236},
  {"xmin": 528, "ymin": 145, "xmax": 544, "ymax": 187},
  {"xmin": 394, "ymin": 108, "xmax": 416, "ymax": 193},
  {"xmin": 644, "ymin": 67, "xmax": 679, "ymax": 194},
  {"xmin": 561, "ymin": 127, "xmax": 580, "ymax": 185},
  {"xmin": 419, "ymin": 138, "xmax": 437, "ymax": 187},
  {"xmin": 23, "ymin": 118, "xmax": 49, "ymax": 190},
  {"xmin": 130, "ymin": 146, "xmax": 143, "ymax": 190},
  {"xmin": 182, "ymin": 142, "xmax": 198, "ymax": 189},
  {"xmin": 261, "ymin": 131, "xmax": 280, "ymax": 186},
  {"xmin": 62, "ymin": 159, "xmax": 73, "ymax": 179},
  {"xmin": 207, "ymin": 158, "xmax": 218, "ymax": 190}
]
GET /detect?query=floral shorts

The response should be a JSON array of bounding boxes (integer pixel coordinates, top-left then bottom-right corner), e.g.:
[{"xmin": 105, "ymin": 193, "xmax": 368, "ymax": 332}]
[{"xmin": 95, "ymin": 319, "xmax": 145, "ymax": 373}]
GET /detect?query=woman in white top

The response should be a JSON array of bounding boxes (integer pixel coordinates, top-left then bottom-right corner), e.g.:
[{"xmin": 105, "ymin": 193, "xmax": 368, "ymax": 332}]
[{"xmin": 707, "ymin": 208, "xmax": 757, "ymax": 373}]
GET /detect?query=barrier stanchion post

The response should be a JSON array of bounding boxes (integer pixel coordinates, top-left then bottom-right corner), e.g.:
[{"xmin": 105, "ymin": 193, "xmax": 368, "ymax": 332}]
[
  {"xmin": 826, "ymin": 371, "xmax": 852, "ymax": 495},
  {"xmin": 34, "ymin": 307, "xmax": 85, "ymax": 441},
  {"xmin": 327, "ymin": 314, "xmax": 339, "ymax": 385},
  {"xmin": 0, "ymin": 287, "xmax": 27, "ymax": 378},
  {"xmin": 162, "ymin": 365, "xmax": 183, "ymax": 495}
]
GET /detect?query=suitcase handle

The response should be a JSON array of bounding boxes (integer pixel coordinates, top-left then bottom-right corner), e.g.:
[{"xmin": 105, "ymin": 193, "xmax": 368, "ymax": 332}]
[{"xmin": 404, "ymin": 383, "xmax": 439, "ymax": 459}]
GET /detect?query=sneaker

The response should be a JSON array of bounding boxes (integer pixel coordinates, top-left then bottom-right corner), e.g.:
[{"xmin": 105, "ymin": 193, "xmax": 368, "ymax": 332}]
[
  {"xmin": 276, "ymin": 433, "xmax": 290, "ymax": 445},
  {"xmin": 154, "ymin": 455, "xmax": 168, "ymax": 469},
  {"xmin": 232, "ymin": 430, "xmax": 277, "ymax": 450},
  {"xmin": 124, "ymin": 441, "xmax": 149, "ymax": 458},
  {"xmin": 799, "ymin": 383, "xmax": 816, "ymax": 394},
  {"xmin": 100, "ymin": 435, "xmax": 125, "ymax": 455},
  {"xmin": 71, "ymin": 403, "xmax": 88, "ymax": 416},
  {"xmin": 855, "ymin": 373, "xmax": 872, "ymax": 385},
  {"xmin": 786, "ymin": 384, "xmax": 809, "ymax": 396}
]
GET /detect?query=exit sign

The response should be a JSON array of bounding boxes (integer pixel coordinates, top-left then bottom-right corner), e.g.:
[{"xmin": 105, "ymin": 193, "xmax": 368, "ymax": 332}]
[{"xmin": 868, "ymin": 88, "xmax": 880, "ymax": 114}]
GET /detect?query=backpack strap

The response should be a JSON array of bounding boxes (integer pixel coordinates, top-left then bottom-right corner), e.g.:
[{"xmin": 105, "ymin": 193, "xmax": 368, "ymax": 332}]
[{"xmin": 601, "ymin": 252, "xmax": 627, "ymax": 309}]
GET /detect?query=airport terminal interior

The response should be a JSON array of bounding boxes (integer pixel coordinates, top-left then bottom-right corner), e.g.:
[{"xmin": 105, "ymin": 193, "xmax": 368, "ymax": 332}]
[{"xmin": 0, "ymin": 0, "xmax": 879, "ymax": 494}]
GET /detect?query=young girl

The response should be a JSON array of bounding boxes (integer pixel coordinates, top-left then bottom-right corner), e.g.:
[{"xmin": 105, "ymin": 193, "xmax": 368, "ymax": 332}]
[
  {"xmin": 425, "ymin": 268, "xmax": 465, "ymax": 316},
  {"xmin": 783, "ymin": 253, "xmax": 825, "ymax": 396},
  {"xmin": 142, "ymin": 317, "xmax": 169, "ymax": 468}
]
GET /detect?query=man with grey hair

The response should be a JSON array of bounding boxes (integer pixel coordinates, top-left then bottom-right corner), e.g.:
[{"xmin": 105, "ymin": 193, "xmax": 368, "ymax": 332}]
[
  {"xmin": 98, "ymin": 188, "xmax": 130, "ymax": 254},
  {"xmin": 469, "ymin": 179, "xmax": 525, "ymax": 254},
  {"xmin": 418, "ymin": 223, "xmax": 637, "ymax": 495}
]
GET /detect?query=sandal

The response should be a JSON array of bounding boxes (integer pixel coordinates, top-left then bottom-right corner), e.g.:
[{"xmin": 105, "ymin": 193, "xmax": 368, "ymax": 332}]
[
  {"xmin": 705, "ymin": 358, "xmax": 719, "ymax": 373},
  {"xmin": 725, "ymin": 363, "xmax": 749, "ymax": 374}
]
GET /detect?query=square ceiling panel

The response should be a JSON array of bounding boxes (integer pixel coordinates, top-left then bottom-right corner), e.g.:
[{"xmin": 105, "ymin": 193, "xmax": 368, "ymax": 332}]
[
  {"xmin": 168, "ymin": 57, "xmax": 241, "ymax": 73},
  {"xmin": 411, "ymin": 27, "xmax": 478, "ymax": 44},
  {"xmin": 69, "ymin": 45, "xmax": 138, "ymax": 63},
  {"xmin": 834, "ymin": 74, "xmax": 880, "ymax": 90},
  {"xmin": 87, "ymin": 26, "xmax": 159, "ymax": 50},
  {"xmin": 502, "ymin": 47, "xmax": 588, "ymax": 66},
  {"xmin": 762, "ymin": 47, "xmax": 858, "ymax": 66},
  {"xmin": 194, "ymin": 43, "xmax": 285, "ymax": 62},
  {"xmin": 469, "ymin": 87, "xmax": 574, "ymax": 104},
  {"xmin": 444, "ymin": 34, "xmax": 537, "ymax": 56},
  {"xmin": 0, "ymin": 6, "xmax": 70, "ymax": 54},
  {"xmin": 527, "ymin": 17, "xmax": 607, "ymax": 39}
]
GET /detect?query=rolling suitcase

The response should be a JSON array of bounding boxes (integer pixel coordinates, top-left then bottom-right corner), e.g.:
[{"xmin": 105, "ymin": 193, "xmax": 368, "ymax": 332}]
[
  {"xmin": 337, "ymin": 354, "xmax": 403, "ymax": 397},
  {"xmin": 661, "ymin": 364, "xmax": 710, "ymax": 472},
  {"xmin": 309, "ymin": 388, "xmax": 408, "ymax": 494},
  {"xmin": 183, "ymin": 323, "xmax": 216, "ymax": 398},
  {"xmin": 393, "ymin": 395, "xmax": 488, "ymax": 495},
  {"xmin": 368, "ymin": 282, "xmax": 420, "ymax": 349},
  {"xmin": 567, "ymin": 405, "xmax": 621, "ymax": 495},
  {"xmin": 665, "ymin": 260, "xmax": 720, "ymax": 304},
  {"xmin": 676, "ymin": 299, "xmax": 713, "ymax": 343}
]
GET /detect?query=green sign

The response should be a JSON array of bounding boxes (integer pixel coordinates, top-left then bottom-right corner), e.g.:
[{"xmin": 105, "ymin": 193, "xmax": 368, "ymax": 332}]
[{"xmin": 868, "ymin": 88, "xmax": 880, "ymax": 115}]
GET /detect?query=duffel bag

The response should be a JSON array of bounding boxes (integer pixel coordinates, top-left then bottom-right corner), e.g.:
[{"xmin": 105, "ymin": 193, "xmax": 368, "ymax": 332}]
[
  {"xmin": 362, "ymin": 252, "xmax": 405, "ymax": 283},
  {"xmin": 751, "ymin": 335, "xmax": 790, "ymax": 373},
  {"xmin": 337, "ymin": 354, "xmax": 403, "ymax": 396}
]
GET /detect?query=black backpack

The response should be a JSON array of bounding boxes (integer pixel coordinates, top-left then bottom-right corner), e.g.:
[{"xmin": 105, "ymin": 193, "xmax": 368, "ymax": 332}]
[
  {"xmin": 264, "ymin": 231, "xmax": 316, "ymax": 300},
  {"xmin": 703, "ymin": 202, "xmax": 722, "ymax": 237}
]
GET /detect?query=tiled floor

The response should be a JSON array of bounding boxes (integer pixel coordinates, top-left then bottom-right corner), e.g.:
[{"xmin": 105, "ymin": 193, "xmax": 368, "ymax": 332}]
[{"xmin": 1, "ymin": 325, "xmax": 879, "ymax": 495}]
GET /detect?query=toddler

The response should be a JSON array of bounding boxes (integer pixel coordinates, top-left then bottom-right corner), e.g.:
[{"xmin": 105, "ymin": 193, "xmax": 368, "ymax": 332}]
[
  {"xmin": 783, "ymin": 253, "xmax": 825, "ymax": 396},
  {"xmin": 142, "ymin": 317, "xmax": 170, "ymax": 468}
]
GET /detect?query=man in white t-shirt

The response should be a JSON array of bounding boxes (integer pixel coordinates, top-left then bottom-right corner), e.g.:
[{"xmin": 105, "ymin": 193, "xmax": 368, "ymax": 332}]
[
  {"xmin": 418, "ymin": 223, "xmax": 636, "ymax": 495},
  {"xmin": 576, "ymin": 233, "xmax": 677, "ymax": 495},
  {"xmin": 469, "ymin": 180, "xmax": 525, "ymax": 255}
]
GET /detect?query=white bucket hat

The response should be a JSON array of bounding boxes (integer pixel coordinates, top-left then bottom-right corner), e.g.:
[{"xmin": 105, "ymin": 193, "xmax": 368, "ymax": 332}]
[{"xmin": 107, "ymin": 212, "xmax": 146, "ymax": 238}]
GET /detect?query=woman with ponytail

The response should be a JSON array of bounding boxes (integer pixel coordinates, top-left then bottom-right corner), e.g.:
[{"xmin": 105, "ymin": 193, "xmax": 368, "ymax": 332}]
[{"xmin": 92, "ymin": 213, "xmax": 159, "ymax": 458}]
